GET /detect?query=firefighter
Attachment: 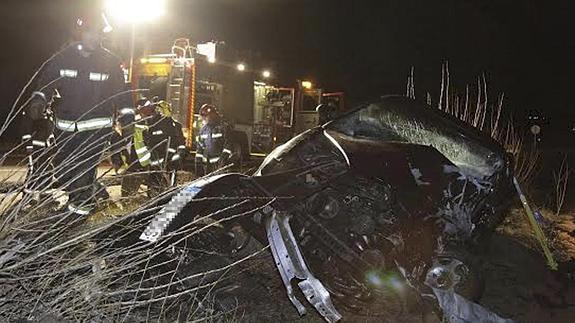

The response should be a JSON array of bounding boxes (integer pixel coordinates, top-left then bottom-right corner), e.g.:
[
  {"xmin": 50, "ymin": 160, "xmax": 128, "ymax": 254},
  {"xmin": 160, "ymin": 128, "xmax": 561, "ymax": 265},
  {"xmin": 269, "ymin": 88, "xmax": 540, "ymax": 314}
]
[
  {"xmin": 109, "ymin": 104, "xmax": 135, "ymax": 178},
  {"xmin": 27, "ymin": 11, "xmax": 131, "ymax": 216},
  {"xmin": 144, "ymin": 98, "xmax": 187, "ymax": 196},
  {"xmin": 195, "ymin": 104, "xmax": 233, "ymax": 175},
  {"xmin": 20, "ymin": 92, "xmax": 57, "ymax": 204},
  {"xmin": 116, "ymin": 98, "xmax": 186, "ymax": 197},
  {"xmin": 110, "ymin": 100, "xmax": 140, "ymax": 197}
]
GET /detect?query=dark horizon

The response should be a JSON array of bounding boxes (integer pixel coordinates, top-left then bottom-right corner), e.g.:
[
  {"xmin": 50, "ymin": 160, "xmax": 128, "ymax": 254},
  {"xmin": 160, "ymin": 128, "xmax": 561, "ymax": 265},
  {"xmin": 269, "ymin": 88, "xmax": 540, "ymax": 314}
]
[{"xmin": 1, "ymin": 0, "xmax": 574, "ymax": 143}]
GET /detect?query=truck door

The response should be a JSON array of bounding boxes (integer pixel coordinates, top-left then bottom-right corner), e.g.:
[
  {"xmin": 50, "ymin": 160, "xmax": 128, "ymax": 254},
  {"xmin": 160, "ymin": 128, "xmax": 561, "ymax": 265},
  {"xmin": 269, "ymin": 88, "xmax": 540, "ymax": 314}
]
[
  {"xmin": 253, "ymin": 84, "xmax": 295, "ymax": 153},
  {"xmin": 321, "ymin": 92, "xmax": 345, "ymax": 114}
]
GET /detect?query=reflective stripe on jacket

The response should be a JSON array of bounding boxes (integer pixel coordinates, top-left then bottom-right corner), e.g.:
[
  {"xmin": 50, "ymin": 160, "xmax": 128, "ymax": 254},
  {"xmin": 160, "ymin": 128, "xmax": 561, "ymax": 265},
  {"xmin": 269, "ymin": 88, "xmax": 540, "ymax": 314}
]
[
  {"xmin": 195, "ymin": 120, "xmax": 232, "ymax": 163},
  {"xmin": 134, "ymin": 125, "xmax": 151, "ymax": 166}
]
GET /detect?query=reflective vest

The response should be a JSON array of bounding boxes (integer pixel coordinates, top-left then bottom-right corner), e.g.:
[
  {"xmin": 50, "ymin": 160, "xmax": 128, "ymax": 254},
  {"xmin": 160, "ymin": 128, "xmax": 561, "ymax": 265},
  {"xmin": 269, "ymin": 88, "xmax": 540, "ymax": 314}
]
[{"xmin": 134, "ymin": 124, "xmax": 151, "ymax": 167}]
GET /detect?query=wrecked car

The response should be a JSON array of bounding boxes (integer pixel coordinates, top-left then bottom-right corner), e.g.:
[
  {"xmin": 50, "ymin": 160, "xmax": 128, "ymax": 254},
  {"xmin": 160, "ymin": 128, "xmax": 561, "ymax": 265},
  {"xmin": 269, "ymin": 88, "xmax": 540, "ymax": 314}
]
[{"xmin": 136, "ymin": 95, "xmax": 516, "ymax": 322}]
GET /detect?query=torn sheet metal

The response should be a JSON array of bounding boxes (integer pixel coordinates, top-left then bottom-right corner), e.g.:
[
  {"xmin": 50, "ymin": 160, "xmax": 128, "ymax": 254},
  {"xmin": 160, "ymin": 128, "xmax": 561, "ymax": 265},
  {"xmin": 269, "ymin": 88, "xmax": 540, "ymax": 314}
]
[
  {"xmin": 425, "ymin": 256, "xmax": 516, "ymax": 322},
  {"xmin": 266, "ymin": 209, "xmax": 342, "ymax": 322},
  {"xmin": 432, "ymin": 289, "xmax": 515, "ymax": 323}
]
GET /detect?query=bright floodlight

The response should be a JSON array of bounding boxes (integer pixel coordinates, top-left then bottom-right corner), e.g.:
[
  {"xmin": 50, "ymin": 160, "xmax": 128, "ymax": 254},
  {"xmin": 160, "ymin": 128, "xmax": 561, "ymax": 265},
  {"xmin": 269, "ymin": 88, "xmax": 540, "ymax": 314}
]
[
  {"xmin": 197, "ymin": 42, "xmax": 217, "ymax": 64},
  {"xmin": 301, "ymin": 80, "xmax": 313, "ymax": 89},
  {"xmin": 105, "ymin": 0, "xmax": 166, "ymax": 24},
  {"xmin": 262, "ymin": 70, "xmax": 271, "ymax": 78},
  {"xmin": 237, "ymin": 63, "xmax": 246, "ymax": 72}
]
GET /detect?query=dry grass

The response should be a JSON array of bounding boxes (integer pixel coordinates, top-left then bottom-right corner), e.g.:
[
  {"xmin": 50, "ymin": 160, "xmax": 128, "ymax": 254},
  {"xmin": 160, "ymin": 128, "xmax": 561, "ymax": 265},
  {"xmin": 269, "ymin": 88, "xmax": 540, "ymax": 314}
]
[
  {"xmin": 407, "ymin": 62, "xmax": 541, "ymax": 186},
  {"xmin": 498, "ymin": 207, "xmax": 575, "ymax": 265},
  {"xmin": 552, "ymin": 154, "xmax": 570, "ymax": 216},
  {"xmin": 0, "ymin": 58, "xmax": 269, "ymax": 322}
]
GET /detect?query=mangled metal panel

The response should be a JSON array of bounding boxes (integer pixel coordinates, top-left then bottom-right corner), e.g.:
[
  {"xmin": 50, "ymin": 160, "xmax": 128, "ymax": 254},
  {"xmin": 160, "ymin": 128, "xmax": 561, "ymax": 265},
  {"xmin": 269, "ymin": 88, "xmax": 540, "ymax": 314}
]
[{"xmin": 326, "ymin": 96, "xmax": 507, "ymax": 179}]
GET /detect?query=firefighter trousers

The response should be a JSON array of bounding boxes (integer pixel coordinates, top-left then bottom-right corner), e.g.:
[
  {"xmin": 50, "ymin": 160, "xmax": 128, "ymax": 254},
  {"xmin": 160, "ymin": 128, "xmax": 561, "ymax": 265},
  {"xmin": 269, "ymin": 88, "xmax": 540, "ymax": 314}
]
[
  {"xmin": 121, "ymin": 164, "xmax": 176, "ymax": 198},
  {"xmin": 52, "ymin": 129, "xmax": 110, "ymax": 215},
  {"xmin": 23, "ymin": 145, "xmax": 55, "ymax": 201}
]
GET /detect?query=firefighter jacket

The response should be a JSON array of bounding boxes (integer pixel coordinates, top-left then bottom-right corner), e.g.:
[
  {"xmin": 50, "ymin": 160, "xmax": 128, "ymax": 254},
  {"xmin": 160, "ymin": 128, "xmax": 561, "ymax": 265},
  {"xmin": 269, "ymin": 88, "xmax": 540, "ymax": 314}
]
[
  {"xmin": 21, "ymin": 116, "xmax": 54, "ymax": 155},
  {"xmin": 109, "ymin": 129, "xmax": 131, "ymax": 170},
  {"xmin": 109, "ymin": 107, "xmax": 137, "ymax": 170},
  {"xmin": 20, "ymin": 114, "xmax": 55, "ymax": 196},
  {"xmin": 195, "ymin": 120, "xmax": 232, "ymax": 164},
  {"xmin": 114, "ymin": 113, "xmax": 186, "ymax": 169},
  {"xmin": 34, "ymin": 42, "xmax": 131, "ymax": 133},
  {"xmin": 144, "ymin": 114, "xmax": 187, "ymax": 167}
]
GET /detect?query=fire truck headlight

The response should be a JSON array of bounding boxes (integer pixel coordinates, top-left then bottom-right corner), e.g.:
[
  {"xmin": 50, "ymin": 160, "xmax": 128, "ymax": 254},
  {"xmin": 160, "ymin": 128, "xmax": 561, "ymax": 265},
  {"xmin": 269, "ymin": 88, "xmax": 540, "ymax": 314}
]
[{"xmin": 301, "ymin": 80, "xmax": 313, "ymax": 89}]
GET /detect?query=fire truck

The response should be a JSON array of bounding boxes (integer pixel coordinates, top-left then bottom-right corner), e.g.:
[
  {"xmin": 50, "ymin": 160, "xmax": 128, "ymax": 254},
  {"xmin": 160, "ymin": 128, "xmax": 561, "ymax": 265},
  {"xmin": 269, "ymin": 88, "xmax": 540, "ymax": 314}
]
[{"xmin": 131, "ymin": 39, "xmax": 345, "ymax": 160}]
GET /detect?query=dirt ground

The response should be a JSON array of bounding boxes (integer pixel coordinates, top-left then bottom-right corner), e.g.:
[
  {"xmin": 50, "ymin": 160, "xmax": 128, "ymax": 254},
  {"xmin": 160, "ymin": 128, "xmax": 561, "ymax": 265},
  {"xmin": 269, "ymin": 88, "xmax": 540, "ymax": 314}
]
[
  {"xmin": 480, "ymin": 210, "xmax": 575, "ymax": 323},
  {"xmin": 210, "ymin": 207, "xmax": 575, "ymax": 323}
]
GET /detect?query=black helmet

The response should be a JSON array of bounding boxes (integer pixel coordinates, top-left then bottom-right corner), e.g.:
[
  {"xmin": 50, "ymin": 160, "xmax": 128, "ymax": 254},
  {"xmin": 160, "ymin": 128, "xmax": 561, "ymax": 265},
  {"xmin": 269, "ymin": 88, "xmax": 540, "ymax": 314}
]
[
  {"xmin": 136, "ymin": 97, "xmax": 158, "ymax": 116},
  {"xmin": 199, "ymin": 104, "xmax": 219, "ymax": 117},
  {"xmin": 75, "ymin": 11, "xmax": 113, "ymax": 34},
  {"xmin": 136, "ymin": 98, "xmax": 152, "ymax": 108}
]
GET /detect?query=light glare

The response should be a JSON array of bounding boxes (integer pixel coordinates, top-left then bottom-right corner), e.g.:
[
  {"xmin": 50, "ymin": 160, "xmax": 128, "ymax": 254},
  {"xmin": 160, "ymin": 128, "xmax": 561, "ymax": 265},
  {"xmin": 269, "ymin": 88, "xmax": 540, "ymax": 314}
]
[
  {"xmin": 262, "ymin": 70, "xmax": 271, "ymax": 78},
  {"xmin": 237, "ymin": 63, "xmax": 246, "ymax": 71},
  {"xmin": 105, "ymin": 0, "xmax": 166, "ymax": 24}
]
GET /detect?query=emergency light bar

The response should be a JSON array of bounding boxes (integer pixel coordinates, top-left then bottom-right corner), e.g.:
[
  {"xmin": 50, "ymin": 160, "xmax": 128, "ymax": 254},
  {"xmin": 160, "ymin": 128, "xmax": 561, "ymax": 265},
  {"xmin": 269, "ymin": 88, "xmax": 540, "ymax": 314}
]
[{"xmin": 140, "ymin": 57, "xmax": 169, "ymax": 64}]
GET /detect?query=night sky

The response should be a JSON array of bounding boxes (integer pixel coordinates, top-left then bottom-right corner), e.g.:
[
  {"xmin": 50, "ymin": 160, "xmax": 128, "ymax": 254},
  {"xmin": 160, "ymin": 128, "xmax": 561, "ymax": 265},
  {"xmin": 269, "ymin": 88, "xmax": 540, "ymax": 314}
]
[{"xmin": 1, "ymin": 0, "xmax": 574, "ymax": 140}]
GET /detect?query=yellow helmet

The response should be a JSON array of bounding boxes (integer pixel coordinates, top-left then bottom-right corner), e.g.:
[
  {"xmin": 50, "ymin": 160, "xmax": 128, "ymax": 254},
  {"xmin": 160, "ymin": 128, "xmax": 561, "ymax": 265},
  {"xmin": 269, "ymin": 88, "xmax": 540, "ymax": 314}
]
[{"xmin": 156, "ymin": 100, "xmax": 172, "ymax": 117}]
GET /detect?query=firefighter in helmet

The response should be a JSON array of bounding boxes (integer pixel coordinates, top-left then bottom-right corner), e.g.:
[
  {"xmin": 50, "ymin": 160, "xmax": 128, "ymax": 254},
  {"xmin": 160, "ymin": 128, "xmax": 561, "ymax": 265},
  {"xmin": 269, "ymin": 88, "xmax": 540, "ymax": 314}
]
[
  {"xmin": 19, "ymin": 91, "xmax": 57, "ymax": 205},
  {"xmin": 109, "ymin": 101, "xmax": 136, "ymax": 182},
  {"xmin": 27, "ymin": 11, "xmax": 131, "ymax": 216},
  {"xmin": 114, "ymin": 98, "xmax": 187, "ymax": 197},
  {"xmin": 195, "ymin": 104, "xmax": 233, "ymax": 175}
]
